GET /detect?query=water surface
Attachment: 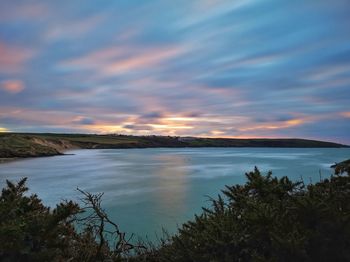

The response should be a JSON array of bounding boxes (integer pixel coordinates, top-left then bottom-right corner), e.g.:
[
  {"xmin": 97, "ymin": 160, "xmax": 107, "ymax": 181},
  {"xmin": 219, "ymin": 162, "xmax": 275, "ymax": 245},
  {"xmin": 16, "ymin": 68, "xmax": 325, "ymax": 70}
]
[{"xmin": 1, "ymin": 147, "xmax": 349, "ymax": 240}]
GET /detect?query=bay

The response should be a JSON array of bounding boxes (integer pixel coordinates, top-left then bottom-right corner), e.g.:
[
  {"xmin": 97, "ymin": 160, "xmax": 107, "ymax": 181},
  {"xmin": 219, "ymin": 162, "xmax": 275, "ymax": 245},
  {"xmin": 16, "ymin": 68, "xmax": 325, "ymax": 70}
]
[{"xmin": 1, "ymin": 147, "xmax": 349, "ymax": 241}]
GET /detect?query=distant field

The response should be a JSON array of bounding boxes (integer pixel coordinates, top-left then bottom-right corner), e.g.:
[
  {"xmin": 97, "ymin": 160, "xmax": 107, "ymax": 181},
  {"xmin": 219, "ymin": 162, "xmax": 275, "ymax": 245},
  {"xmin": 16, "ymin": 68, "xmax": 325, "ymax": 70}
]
[
  {"xmin": 36, "ymin": 134, "xmax": 141, "ymax": 145},
  {"xmin": 0, "ymin": 132, "xmax": 348, "ymax": 159}
]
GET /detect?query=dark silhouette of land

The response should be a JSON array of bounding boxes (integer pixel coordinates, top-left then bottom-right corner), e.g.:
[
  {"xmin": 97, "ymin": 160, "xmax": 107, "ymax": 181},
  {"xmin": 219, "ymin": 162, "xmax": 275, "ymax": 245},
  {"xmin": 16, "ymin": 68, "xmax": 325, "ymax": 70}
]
[{"xmin": 0, "ymin": 132, "xmax": 348, "ymax": 160}]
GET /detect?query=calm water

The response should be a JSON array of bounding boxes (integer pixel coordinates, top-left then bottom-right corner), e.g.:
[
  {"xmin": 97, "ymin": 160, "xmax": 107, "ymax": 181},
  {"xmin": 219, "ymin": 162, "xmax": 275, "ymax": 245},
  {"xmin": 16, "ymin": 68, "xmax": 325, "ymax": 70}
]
[{"xmin": 1, "ymin": 148, "xmax": 349, "ymax": 240}]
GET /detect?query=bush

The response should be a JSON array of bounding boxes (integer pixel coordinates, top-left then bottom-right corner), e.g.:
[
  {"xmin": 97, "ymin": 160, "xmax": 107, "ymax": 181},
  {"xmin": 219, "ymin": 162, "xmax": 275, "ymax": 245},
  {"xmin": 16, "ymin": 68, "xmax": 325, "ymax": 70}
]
[
  {"xmin": 1, "ymin": 164, "xmax": 350, "ymax": 261},
  {"xmin": 0, "ymin": 179, "xmax": 143, "ymax": 262},
  {"xmin": 137, "ymin": 166, "xmax": 350, "ymax": 261},
  {"xmin": 0, "ymin": 178, "xmax": 80, "ymax": 261}
]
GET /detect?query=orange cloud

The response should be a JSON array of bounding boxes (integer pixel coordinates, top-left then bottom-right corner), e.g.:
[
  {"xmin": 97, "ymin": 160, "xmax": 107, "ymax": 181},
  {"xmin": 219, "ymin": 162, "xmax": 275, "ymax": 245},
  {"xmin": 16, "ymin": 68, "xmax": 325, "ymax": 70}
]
[
  {"xmin": 210, "ymin": 130, "xmax": 226, "ymax": 136},
  {"xmin": 1, "ymin": 80, "xmax": 25, "ymax": 94},
  {"xmin": 340, "ymin": 112, "xmax": 350, "ymax": 118},
  {"xmin": 238, "ymin": 118, "xmax": 306, "ymax": 132},
  {"xmin": 0, "ymin": 42, "xmax": 33, "ymax": 73}
]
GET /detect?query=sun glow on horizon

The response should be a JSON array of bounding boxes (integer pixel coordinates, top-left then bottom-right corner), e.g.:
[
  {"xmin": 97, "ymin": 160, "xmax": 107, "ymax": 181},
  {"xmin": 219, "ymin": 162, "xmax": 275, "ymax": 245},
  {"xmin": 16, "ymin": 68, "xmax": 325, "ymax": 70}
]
[
  {"xmin": 0, "ymin": 0, "xmax": 349, "ymax": 143},
  {"xmin": 0, "ymin": 127, "xmax": 9, "ymax": 132}
]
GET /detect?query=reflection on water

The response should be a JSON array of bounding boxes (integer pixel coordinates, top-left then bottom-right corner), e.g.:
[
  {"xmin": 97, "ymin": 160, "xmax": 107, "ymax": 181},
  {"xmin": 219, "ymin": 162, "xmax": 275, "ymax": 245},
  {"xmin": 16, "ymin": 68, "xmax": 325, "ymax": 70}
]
[
  {"xmin": 1, "ymin": 147, "xmax": 350, "ymax": 240},
  {"xmin": 154, "ymin": 155, "xmax": 189, "ymax": 217}
]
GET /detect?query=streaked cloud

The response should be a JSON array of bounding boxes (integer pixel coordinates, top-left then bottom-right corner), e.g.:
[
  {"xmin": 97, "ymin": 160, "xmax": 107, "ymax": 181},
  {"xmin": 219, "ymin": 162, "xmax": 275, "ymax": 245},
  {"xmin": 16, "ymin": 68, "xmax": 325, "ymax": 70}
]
[
  {"xmin": 0, "ymin": 0, "xmax": 349, "ymax": 144},
  {"xmin": 71, "ymin": 116, "xmax": 95, "ymax": 125},
  {"xmin": 58, "ymin": 44, "xmax": 191, "ymax": 79},
  {"xmin": 0, "ymin": 42, "xmax": 33, "ymax": 73},
  {"xmin": 45, "ymin": 15, "xmax": 105, "ymax": 41},
  {"xmin": 0, "ymin": 80, "xmax": 25, "ymax": 94},
  {"xmin": 340, "ymin": 112, "xmax": 350, "ymax": 118},
  {"xmin": 0, "ymin": 2, "xmax": 49, "ymax": 22}
]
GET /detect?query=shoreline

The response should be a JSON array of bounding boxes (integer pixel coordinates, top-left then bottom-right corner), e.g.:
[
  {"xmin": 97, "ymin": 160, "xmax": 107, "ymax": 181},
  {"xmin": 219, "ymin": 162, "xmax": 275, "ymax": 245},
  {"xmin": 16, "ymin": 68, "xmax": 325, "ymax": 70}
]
[
  {"xmin": 1, "ymin": 133, "xmax": 348, "ymax": 164},
  {"xmin": 1, "ymin": 146, "xmax": 349, "ymax": 164},
  {"xmin": 0, "ymin": 157, "xmax": 19, "ymax": 164}
]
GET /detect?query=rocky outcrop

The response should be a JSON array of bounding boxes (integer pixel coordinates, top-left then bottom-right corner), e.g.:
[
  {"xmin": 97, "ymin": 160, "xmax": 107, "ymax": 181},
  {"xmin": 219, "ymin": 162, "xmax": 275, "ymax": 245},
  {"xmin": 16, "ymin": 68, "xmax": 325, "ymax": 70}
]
[{"xmin": 331, "ymin": 159, "xmax": 350, "ymax": 175}]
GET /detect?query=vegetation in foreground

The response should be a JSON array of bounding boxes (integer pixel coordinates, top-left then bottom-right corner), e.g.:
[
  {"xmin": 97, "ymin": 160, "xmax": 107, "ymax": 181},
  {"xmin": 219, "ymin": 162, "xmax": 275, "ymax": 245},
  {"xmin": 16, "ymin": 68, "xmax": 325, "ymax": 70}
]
[
  {"xmin": 332, "ymin": 158, "xmax": 350, "ymax": 175},
  {"xmin": 1, "ymin": 161, "xmax": 350, "ymax": 261},
  {"xmin": 0, "ymin": 132, "xmax": 348, "ymax": 159}
]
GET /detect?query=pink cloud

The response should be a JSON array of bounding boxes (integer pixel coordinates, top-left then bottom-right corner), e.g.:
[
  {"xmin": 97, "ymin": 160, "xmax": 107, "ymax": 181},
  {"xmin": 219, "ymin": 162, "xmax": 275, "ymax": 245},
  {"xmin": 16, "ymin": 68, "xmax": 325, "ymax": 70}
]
[
  {"xmin": 237, "ymin": 117, "xmax": 313, "ymax": 133},
  {"xmin": 340, "ymin": 112, "xmax": 350, "ymax": 118},
  {"xmin": 0, "ymin": 80, "xmax": 25, "ymax": 94},
  {"xmin": 60, "ymin": 47, "xmax": 126, "ymax": 70},
  {"xmin": 104, "ymin": 46, "xmax": 187, "ymax": 74},
  {"xmin": 59, "ymin": 44, "xmax": 190, "ymax": 78},
  {"xmin": 0, "ymin": 42, "xmax": 33, "ymax": 73},
  {"xmin": 0, "ymin": 107, "xmax": 77, "ymax": 126}
]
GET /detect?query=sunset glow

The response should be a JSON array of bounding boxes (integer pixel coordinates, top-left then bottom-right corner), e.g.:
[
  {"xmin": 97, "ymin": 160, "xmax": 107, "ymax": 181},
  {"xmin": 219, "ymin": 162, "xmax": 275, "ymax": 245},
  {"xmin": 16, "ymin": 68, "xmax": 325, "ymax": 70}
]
[{"xmin": 0, "ymin": 0, "xmax": 349, "ymax": 143}]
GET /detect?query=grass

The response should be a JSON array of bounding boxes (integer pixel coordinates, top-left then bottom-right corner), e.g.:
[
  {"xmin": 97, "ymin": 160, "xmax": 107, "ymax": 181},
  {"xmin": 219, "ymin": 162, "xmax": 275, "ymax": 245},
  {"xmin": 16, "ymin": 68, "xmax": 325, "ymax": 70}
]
[{"xmin": 0, "ymin": 132, "xmax": 348, "ymax": 159}]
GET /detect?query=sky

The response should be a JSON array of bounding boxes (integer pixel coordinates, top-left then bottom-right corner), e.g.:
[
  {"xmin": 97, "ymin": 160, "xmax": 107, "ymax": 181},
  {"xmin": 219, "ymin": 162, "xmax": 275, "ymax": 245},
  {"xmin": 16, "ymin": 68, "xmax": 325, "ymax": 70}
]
[{"xmin": 0, "ymin": 0, "xmax": 349, "ymax": 144}]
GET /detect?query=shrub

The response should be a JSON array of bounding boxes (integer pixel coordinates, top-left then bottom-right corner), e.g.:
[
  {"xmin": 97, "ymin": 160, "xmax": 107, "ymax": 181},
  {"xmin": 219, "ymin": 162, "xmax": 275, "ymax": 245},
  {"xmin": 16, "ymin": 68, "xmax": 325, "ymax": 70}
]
[
  {"xmin": 1, "ymin": 163, "xmax": 350, "ymax": 261},
  {"xmin": 0, "ymin": 179, "xmax": 142, "ymax": 262},
  {"xmin": 0, "ymin": 178, "xmax": 80, "ymax": 261},
  {"xmin": 137, "ymin": 166, "xmax": 350, "ymax": 261}
]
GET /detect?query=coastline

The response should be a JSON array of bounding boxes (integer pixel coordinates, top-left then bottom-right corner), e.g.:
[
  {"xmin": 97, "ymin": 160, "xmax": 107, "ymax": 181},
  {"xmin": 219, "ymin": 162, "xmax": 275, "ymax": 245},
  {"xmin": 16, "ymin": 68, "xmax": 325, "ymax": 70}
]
[
  {"xmin": 1, "ymin": 133, "xmax": 348, "ymax": 163},
  {"xmin": 0, "ymin": 157, "xmax": 18, "ymax": 164}
]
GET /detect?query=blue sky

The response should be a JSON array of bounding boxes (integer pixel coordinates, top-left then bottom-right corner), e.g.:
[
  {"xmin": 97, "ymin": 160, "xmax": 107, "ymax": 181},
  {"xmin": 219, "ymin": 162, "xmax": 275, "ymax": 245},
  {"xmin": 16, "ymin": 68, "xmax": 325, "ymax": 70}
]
[{"xmin": 0, "ymin": 0, "xmax": 349, "ymax": 143}]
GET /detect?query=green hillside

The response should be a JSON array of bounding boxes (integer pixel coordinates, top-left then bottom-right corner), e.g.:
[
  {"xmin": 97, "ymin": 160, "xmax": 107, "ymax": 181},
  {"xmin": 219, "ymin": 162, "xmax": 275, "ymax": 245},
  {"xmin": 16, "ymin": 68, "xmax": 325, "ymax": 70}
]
[{"xmin": 0, "ymin": 133, "xmax": 348, "ymax": 159}]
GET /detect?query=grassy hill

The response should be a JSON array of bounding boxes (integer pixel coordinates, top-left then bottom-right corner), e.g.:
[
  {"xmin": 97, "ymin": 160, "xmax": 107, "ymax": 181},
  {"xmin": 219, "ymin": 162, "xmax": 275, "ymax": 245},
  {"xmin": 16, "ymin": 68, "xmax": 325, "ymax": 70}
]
[{"xmin": 0, "ymin": 132, "xmax": 348, "ymax": 159}]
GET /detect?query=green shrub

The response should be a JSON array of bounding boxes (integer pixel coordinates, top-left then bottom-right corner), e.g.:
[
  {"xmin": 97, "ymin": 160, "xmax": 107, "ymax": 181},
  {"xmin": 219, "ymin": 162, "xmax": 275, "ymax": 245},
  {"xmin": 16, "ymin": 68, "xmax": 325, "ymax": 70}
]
[
  {"xmin": 0, "ymin": 178, "xmax": 80, "ymax": 261},
  {"xmin": 1, "ymin": 163, "xmax": 350, "ymax": 261},
  {"xmin": 137, "ymin": 166, "xmax": 350, "ymax": 261},
  {"xmin": 0, "ymin": 179, "xmax": 142, "ymax": 261}
]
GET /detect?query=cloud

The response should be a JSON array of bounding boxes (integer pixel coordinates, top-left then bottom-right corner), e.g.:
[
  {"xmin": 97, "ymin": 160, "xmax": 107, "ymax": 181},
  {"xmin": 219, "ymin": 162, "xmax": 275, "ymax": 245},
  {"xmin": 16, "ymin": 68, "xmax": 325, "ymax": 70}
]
[
  {"xmin": 123, "ymin": 124, "xmax": 154, "ymax": 131},
  {"xmin": 104, "ymin": 46, "xmax": 187, "ymax": 75},
  {"xmin": 72, "ymin": 117, "xmax": 95, "ymax": 125},
  {"xmin": 0, "ymin": 0, "xmax": 349, "ymax": 143},
  {"xmin": 0, "ymin": 107, "xmax": 75, "ymax": 126},
  {"xmin": 58, "ymin": 44, "xmax": 191, "ymax": 79},
  {"xmin": 237, "ymin": 118, "xmax": 307, "ymax": 132},
  {"xmin": 177, "ymin": 0, "xmax": 254, "ymax": 28},
  {"xmin": 0, "ymin": 2, "xmax": 49, "ymax": 22},
  {"xmin": 0, "ymin": 42, "xmax": 33, "ymax": 73},
  {"xmin": 45, "ymin": 15, "xmax": 105, "ymax": 41},
  {"xmin": 0, "ymin": 80, "xmax": 25, "ymax": 94},
  {"xmin": 340, "ymin": 112, "xmax": 350, "ymax": 118},
  {"xmin": 141, "ymin": 112, "xmax": 164, "ymax": 119}
]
